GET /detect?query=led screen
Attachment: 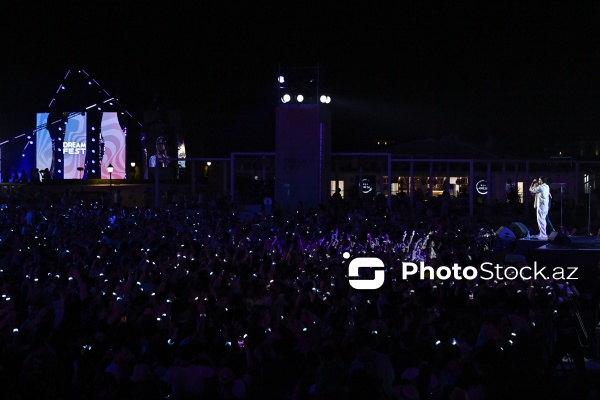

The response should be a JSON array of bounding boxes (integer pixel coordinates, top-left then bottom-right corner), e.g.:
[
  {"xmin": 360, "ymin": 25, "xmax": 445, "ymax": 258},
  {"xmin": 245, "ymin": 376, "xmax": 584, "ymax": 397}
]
[
  {"xmin": 36, "ymin": 112, "xmax": 126, "ymax": 179},
  {"xmin": 99, "ymin": 112, "xmax": 126, "ymax": 179}
]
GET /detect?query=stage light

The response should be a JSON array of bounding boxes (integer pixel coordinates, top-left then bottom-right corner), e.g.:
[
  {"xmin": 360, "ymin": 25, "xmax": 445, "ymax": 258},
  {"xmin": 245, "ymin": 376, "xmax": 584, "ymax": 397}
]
[
  {"xmin": 281, "ymin": 94, "xmax": 291, "ymax": 103},
  {"xmin": 22, "ymin": 154, "xmax": 24, "ymax": 157},
  {"xmin": 320, "ymin": 95, "xmax": 331, "ymax": 104},
  {"xmin": 206, "ymin": 161, "xmax": 212, "ymax": 166},
  {"xmin": 297, "ymin": 94, "xmax": 304, "ymax": 103},
  {"xmin": 131, "ymin": 162, "xmax": 136, "ymax": 168},
  {"xmin": 278, "ymin": 76, "xmax": 285, "ymax": 84}
]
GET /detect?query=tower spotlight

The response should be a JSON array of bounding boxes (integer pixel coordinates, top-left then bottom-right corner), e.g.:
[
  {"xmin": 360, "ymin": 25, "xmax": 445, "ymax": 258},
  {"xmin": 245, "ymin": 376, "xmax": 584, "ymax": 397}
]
[
  {"xmin": 320, "ymin": 95, "xmax": 331, "ymax": 104},
  {"xmin": 296, "ymin": 94, "xmax": 304, "ymax": 103},
  {"xmin": 281, "ymin": 94, "xmax": 291, "ymax": 103}
]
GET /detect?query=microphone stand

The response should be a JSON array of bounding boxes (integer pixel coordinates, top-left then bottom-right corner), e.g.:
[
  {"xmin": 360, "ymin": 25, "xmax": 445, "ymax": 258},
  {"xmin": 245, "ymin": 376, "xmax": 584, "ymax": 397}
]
[
  {"xmin": 551, "ymin": 183, "xmax": 566, "ymax": 233},
  {"xmin": 588, "ymin": 181, "xmax": 592, "ymax": 235},
  {"xmin": 559, "ymin": 183, "xmax": 564, "ymax": 233}
]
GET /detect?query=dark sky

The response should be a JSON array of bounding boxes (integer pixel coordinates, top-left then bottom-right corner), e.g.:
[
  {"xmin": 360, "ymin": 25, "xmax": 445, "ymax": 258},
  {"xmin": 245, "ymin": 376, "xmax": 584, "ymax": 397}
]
[{"xmin": 1, "ymin": 3, "xmax": 600, "ymax": 157}]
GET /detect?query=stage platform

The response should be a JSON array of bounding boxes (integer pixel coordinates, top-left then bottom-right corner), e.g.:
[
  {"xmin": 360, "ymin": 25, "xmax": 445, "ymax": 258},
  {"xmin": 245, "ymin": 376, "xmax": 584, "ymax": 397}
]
[{"xmin": 488, "ymin": 235, "xmax": 600, "ymax": 292}]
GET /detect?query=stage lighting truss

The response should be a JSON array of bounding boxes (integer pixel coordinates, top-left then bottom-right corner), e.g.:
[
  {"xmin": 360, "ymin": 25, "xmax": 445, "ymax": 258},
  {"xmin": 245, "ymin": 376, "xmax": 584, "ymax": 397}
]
[
  {"xmin": 3, "ymin": 68, "xmax": 142, "ymax": 157},
  {"xmin": 277, "ymin": 65, "xmax": 330, "ymax": 105}
]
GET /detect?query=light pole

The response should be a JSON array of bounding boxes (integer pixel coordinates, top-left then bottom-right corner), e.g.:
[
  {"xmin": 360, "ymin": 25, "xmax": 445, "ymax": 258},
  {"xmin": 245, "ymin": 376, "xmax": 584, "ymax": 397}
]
[
  {"xmin": 107, "ymin": 163, "xmax": 114, "ymax": 199},
  {"xmin": 206, "ymin": 161, "xmax": 211, "ymax": 182}
]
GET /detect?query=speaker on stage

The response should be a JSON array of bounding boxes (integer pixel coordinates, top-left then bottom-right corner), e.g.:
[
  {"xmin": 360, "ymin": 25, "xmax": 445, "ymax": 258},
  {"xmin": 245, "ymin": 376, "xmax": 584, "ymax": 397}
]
[
  {"xmin": 496, "ymin": 226, "xmax": 516, "ymax": 240},
  {"xmin": 548, "ymin": 231, "xmax": 571, "ymax": 246},
  {"xmin": 509, "ymin": 222, "xmax": 529, "ymax": 239}
]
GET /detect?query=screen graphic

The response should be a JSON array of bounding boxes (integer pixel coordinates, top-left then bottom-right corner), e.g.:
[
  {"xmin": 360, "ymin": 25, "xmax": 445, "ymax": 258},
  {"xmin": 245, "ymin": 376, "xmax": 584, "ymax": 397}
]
[{"xmin": 36, "ymin": 112, "xmax": 126, "ymax": 179}]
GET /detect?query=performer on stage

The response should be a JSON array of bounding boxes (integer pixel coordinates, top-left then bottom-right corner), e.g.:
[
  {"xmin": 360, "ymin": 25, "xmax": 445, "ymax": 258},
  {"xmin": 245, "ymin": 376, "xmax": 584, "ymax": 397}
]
[
  {"xmin": 530, "ymin": 176, "xmax": 550, "ymax": 240},
  {"xmin": 149, "ymin": 136, "xmax": 169, "ymax": 168}
]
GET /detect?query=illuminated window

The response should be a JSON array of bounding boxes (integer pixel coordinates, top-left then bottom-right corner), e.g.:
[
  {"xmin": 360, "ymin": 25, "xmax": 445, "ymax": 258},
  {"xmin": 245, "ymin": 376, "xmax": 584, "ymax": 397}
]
[{"xmin": 330, "ymin": 181, "xmax": 344, "ymax": 197}]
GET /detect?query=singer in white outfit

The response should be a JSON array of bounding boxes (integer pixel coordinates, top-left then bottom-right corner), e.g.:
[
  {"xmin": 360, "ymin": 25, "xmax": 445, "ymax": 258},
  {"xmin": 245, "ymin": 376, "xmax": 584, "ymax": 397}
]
[{"xmin": 529, "ymin": 176, "xmax": 550, "ymax": 239}]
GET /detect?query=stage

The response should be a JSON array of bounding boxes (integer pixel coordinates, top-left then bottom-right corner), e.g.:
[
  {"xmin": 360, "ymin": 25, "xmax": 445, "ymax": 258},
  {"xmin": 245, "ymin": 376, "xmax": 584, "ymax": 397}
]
[{"xmin": 489, "ymin": 235, "xmax": 600, "ymax": 293}]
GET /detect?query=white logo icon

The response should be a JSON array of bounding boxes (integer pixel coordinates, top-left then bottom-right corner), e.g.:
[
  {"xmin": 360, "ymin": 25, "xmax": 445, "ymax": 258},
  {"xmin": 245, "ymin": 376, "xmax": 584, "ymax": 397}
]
[{"xmin": 348, "ymin": 257, "xmax": 385, "ymax": 290}]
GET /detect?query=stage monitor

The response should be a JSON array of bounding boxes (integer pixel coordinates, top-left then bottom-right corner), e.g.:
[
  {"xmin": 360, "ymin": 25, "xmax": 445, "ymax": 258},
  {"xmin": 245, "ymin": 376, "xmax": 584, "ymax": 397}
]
[
  {"xmin": 509, "ymin": 222, "xmax": 529, "ymax": 239},
  {"xmin": 36, "ymin": 112, "xmax": 127, "ymax": 179},
  {"xmin": 548, "ymin": 231, "xmax": 571, "ymax": 246}
]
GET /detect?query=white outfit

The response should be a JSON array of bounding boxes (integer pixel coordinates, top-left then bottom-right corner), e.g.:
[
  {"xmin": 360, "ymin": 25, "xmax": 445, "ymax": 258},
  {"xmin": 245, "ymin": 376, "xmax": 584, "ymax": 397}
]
[{"xmin": 530, "ymin": 183, "xmax": 550, "ymax": 237}]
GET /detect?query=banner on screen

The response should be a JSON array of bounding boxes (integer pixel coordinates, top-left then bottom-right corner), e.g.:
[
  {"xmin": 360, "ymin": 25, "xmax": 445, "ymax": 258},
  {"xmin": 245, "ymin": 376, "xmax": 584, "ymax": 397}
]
[{"xmin": 36, "ymin": 112, "xmax": 126, "ymax": 179}]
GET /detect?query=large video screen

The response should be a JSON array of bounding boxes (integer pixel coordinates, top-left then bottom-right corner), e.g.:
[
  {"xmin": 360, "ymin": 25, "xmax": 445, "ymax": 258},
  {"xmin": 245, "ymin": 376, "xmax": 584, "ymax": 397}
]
[{"xmin": 36, "ymin": 112, "xmax": 126, "ymax": 179}]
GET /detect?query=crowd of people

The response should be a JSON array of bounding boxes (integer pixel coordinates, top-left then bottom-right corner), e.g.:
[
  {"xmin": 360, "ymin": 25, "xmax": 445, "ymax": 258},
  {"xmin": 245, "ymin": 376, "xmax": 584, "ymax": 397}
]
[{"xmin": 0, "ymin": 189, "xmax": 594, "ymax": 400}]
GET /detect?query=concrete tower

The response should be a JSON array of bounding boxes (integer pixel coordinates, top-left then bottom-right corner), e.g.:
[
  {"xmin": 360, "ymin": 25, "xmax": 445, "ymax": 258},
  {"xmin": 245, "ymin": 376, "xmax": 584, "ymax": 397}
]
[{"xmin": 275, "ymin": 66, "xmax": 332, "ymax": 211}]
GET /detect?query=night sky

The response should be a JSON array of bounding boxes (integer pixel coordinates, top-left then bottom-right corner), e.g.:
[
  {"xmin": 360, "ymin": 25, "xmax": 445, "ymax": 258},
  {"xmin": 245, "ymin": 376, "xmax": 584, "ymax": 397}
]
[{"xmin": 1, "ymin": 3, "xmax": 600, "ymax": 159}]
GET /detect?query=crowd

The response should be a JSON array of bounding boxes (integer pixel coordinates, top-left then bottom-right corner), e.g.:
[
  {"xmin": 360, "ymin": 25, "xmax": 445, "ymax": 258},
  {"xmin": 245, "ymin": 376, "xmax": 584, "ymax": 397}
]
[{"xmin": 0, "ymin": 189, "xmax": 593, "ymax": 400}]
